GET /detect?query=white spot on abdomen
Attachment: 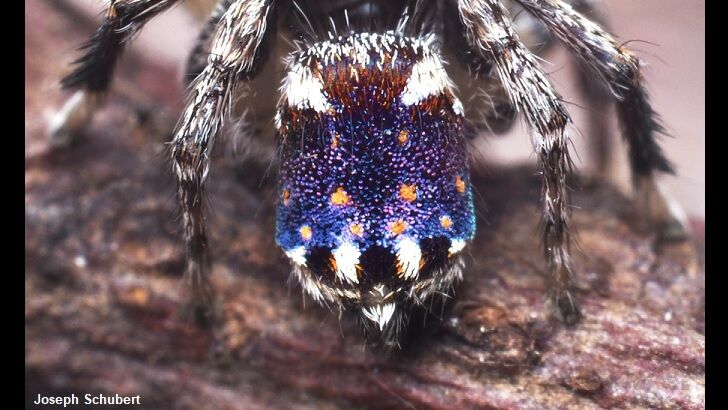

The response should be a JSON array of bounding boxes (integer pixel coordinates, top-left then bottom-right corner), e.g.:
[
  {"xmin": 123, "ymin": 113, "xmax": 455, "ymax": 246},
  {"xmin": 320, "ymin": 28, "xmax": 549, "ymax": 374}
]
[
  {"xmin": 281, "ymin": 64, "xmax": 332, "ymax": 112},
  {"xmin": 400, "ymin": 55, "xmax": 458, "ymax": 110},
  {"xmin": 395, "ymin": 237, "xmax": 421, "ymax": 280},
  {"xmin": 333, "ymin": 242, "xmax": 361, "ymax": 284},
  {"xmin": 449, "ymin": 239, "xmax": 467, "ymax": 255},
  {"xmin": 285, "ymin": 246, "xmax": 307, "ymax": 266}
]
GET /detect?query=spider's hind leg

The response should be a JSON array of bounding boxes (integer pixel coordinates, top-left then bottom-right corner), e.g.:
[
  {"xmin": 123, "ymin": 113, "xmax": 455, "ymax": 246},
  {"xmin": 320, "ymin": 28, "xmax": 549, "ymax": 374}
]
[
  {"xmin": 515, "ymin": 0, "xmax": 687, "ymax": 241},
  {"xmin": 511, "ymin": 0, "xmax": 620, "ymax": 179},
  {"xmin": 457, "ymin": 0, "xmax": 581, "ymax": 324},
  {"xmin": 171, "ymin": 0, "xmax": 277, "ymax": 320},
  {"xmin": 443, "ymin": 3, "xmax": 518, "ymax": 137},
  {"xmin": 50, "ymin": 0, "xmax": 183, "ymax": 146},
  {"xmin": 184, "ymin": 0, "xmax": 234, "ymax": 86},
  {"xmin": 183, "ymin": 0, "xmax": 279, "ymax": 179},
  {"xmin": 568, "ymin": 0, "xmax": 615, "ymax": 179}
]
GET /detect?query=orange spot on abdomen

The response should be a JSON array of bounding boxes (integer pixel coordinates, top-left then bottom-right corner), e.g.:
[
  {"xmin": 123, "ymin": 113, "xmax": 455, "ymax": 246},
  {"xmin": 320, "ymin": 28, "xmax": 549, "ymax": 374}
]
[
  {"xmin": 399, "ymin": 184, "xmax": 417, "ymax": 202},
  {"xmin": 389, "ymin": 220, "xmax": 407, "ymax": 236},
  {"xmin": 331, "ymin": 187, "xmax": 351, "ymax": 206}
]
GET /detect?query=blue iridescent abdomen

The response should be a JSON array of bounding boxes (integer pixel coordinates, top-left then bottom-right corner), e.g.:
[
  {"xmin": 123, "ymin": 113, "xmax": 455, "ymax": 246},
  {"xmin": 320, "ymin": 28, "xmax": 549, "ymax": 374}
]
[{"xmin": 274, "ymin": 32, "xmax": 475, "ymax": 340}]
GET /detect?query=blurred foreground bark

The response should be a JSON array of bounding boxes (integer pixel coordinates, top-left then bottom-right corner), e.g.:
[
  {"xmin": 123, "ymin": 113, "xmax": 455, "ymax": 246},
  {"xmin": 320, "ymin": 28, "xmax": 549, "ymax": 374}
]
[{"xmin": 26, "ymin": 1, "xmax": 704, "ymax": 408}]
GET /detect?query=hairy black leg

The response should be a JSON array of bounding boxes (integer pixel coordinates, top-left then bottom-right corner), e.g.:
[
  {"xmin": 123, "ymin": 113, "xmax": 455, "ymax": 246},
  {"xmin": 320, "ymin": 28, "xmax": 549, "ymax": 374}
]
[
  {"xmin": 515, "ymin": 0, "xmax": 687, "ymax": 240},
  {"xmin": 50, "ymin": 0, "xmax": 184, "ymax": 145},
  {"xmin": 184, "ymin": 0, "xmax": 235, "ymax": 85},
  {"xmin": 457, "ymin": 0, "xmax": 580, "ymax": 324},
  {"xmin": 171, "ymin": 0, "xmax": 276, "ymax": 319}
]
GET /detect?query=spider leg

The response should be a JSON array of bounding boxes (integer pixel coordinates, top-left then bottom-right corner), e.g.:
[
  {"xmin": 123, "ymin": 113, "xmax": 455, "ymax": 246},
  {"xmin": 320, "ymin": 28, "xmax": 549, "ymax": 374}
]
[
  {"xmin": 512, "ymin": 0, "xmax": 615, "ymax": 177},
  {"xmin": 515, "ymin": 0, "xmax": 687, "ymax": 240},
  {"xmin": 566, "ymin": 0, "xmax": 614, "ymax": 178},
  {"xmin": 184, "ymin": 0, "xmax": 234, "ymax": 86},
  {"xmin": 50, "ymin": 0, "xmax": 184, "ymax": 146},
  {"xmin": 171, "ymin": 0, "xmax": 276, "ymax": 319},
  {"xmin": 456, "ymin": 0, "xmax": 580, "ymax": 324},
  {"xmin": 443, "ymin": 3, "xmax": 518, "ymax": 136},
  {"xmin": 183, "ymin": 0, "xmax": 279, "ymax": 171}
]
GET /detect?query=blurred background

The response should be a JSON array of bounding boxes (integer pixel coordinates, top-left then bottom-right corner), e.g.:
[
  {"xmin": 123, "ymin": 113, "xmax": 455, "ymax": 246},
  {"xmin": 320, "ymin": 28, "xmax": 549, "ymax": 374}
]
[{"xmin": 28, "ymin": 0, "xmax": 705, "ymax": 219}]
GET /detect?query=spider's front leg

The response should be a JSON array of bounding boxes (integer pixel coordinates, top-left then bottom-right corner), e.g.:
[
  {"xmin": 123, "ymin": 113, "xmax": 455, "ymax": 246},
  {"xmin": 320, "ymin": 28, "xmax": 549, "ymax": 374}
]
[
  {"xmin": 51, "ymin": 0, "xmax": 183, "ymax": 146},
  {"xmin": 171, "ymin": 0, "xmax": 276, "ymax": 320},
  {"xmin": 457, "ymin": 0, "xmax": 580, "ymax": 323},
  {"xmin": 515, "ymin": 0, "xmax": 687, "ymax": 241}
]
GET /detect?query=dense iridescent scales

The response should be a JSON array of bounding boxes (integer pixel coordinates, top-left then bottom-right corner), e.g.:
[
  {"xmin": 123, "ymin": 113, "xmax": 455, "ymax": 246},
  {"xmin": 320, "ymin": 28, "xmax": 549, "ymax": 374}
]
[{"xmin": 275, "ymin": 33, "xmax": 475, "ymax": 345}]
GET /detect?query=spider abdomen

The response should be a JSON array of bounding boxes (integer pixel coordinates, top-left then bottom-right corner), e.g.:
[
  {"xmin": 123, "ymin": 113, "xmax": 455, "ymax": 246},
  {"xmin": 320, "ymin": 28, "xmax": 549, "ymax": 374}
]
[{"xmin": 275, "ymin": 32, "xmax": 475, "ymax": 346}]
